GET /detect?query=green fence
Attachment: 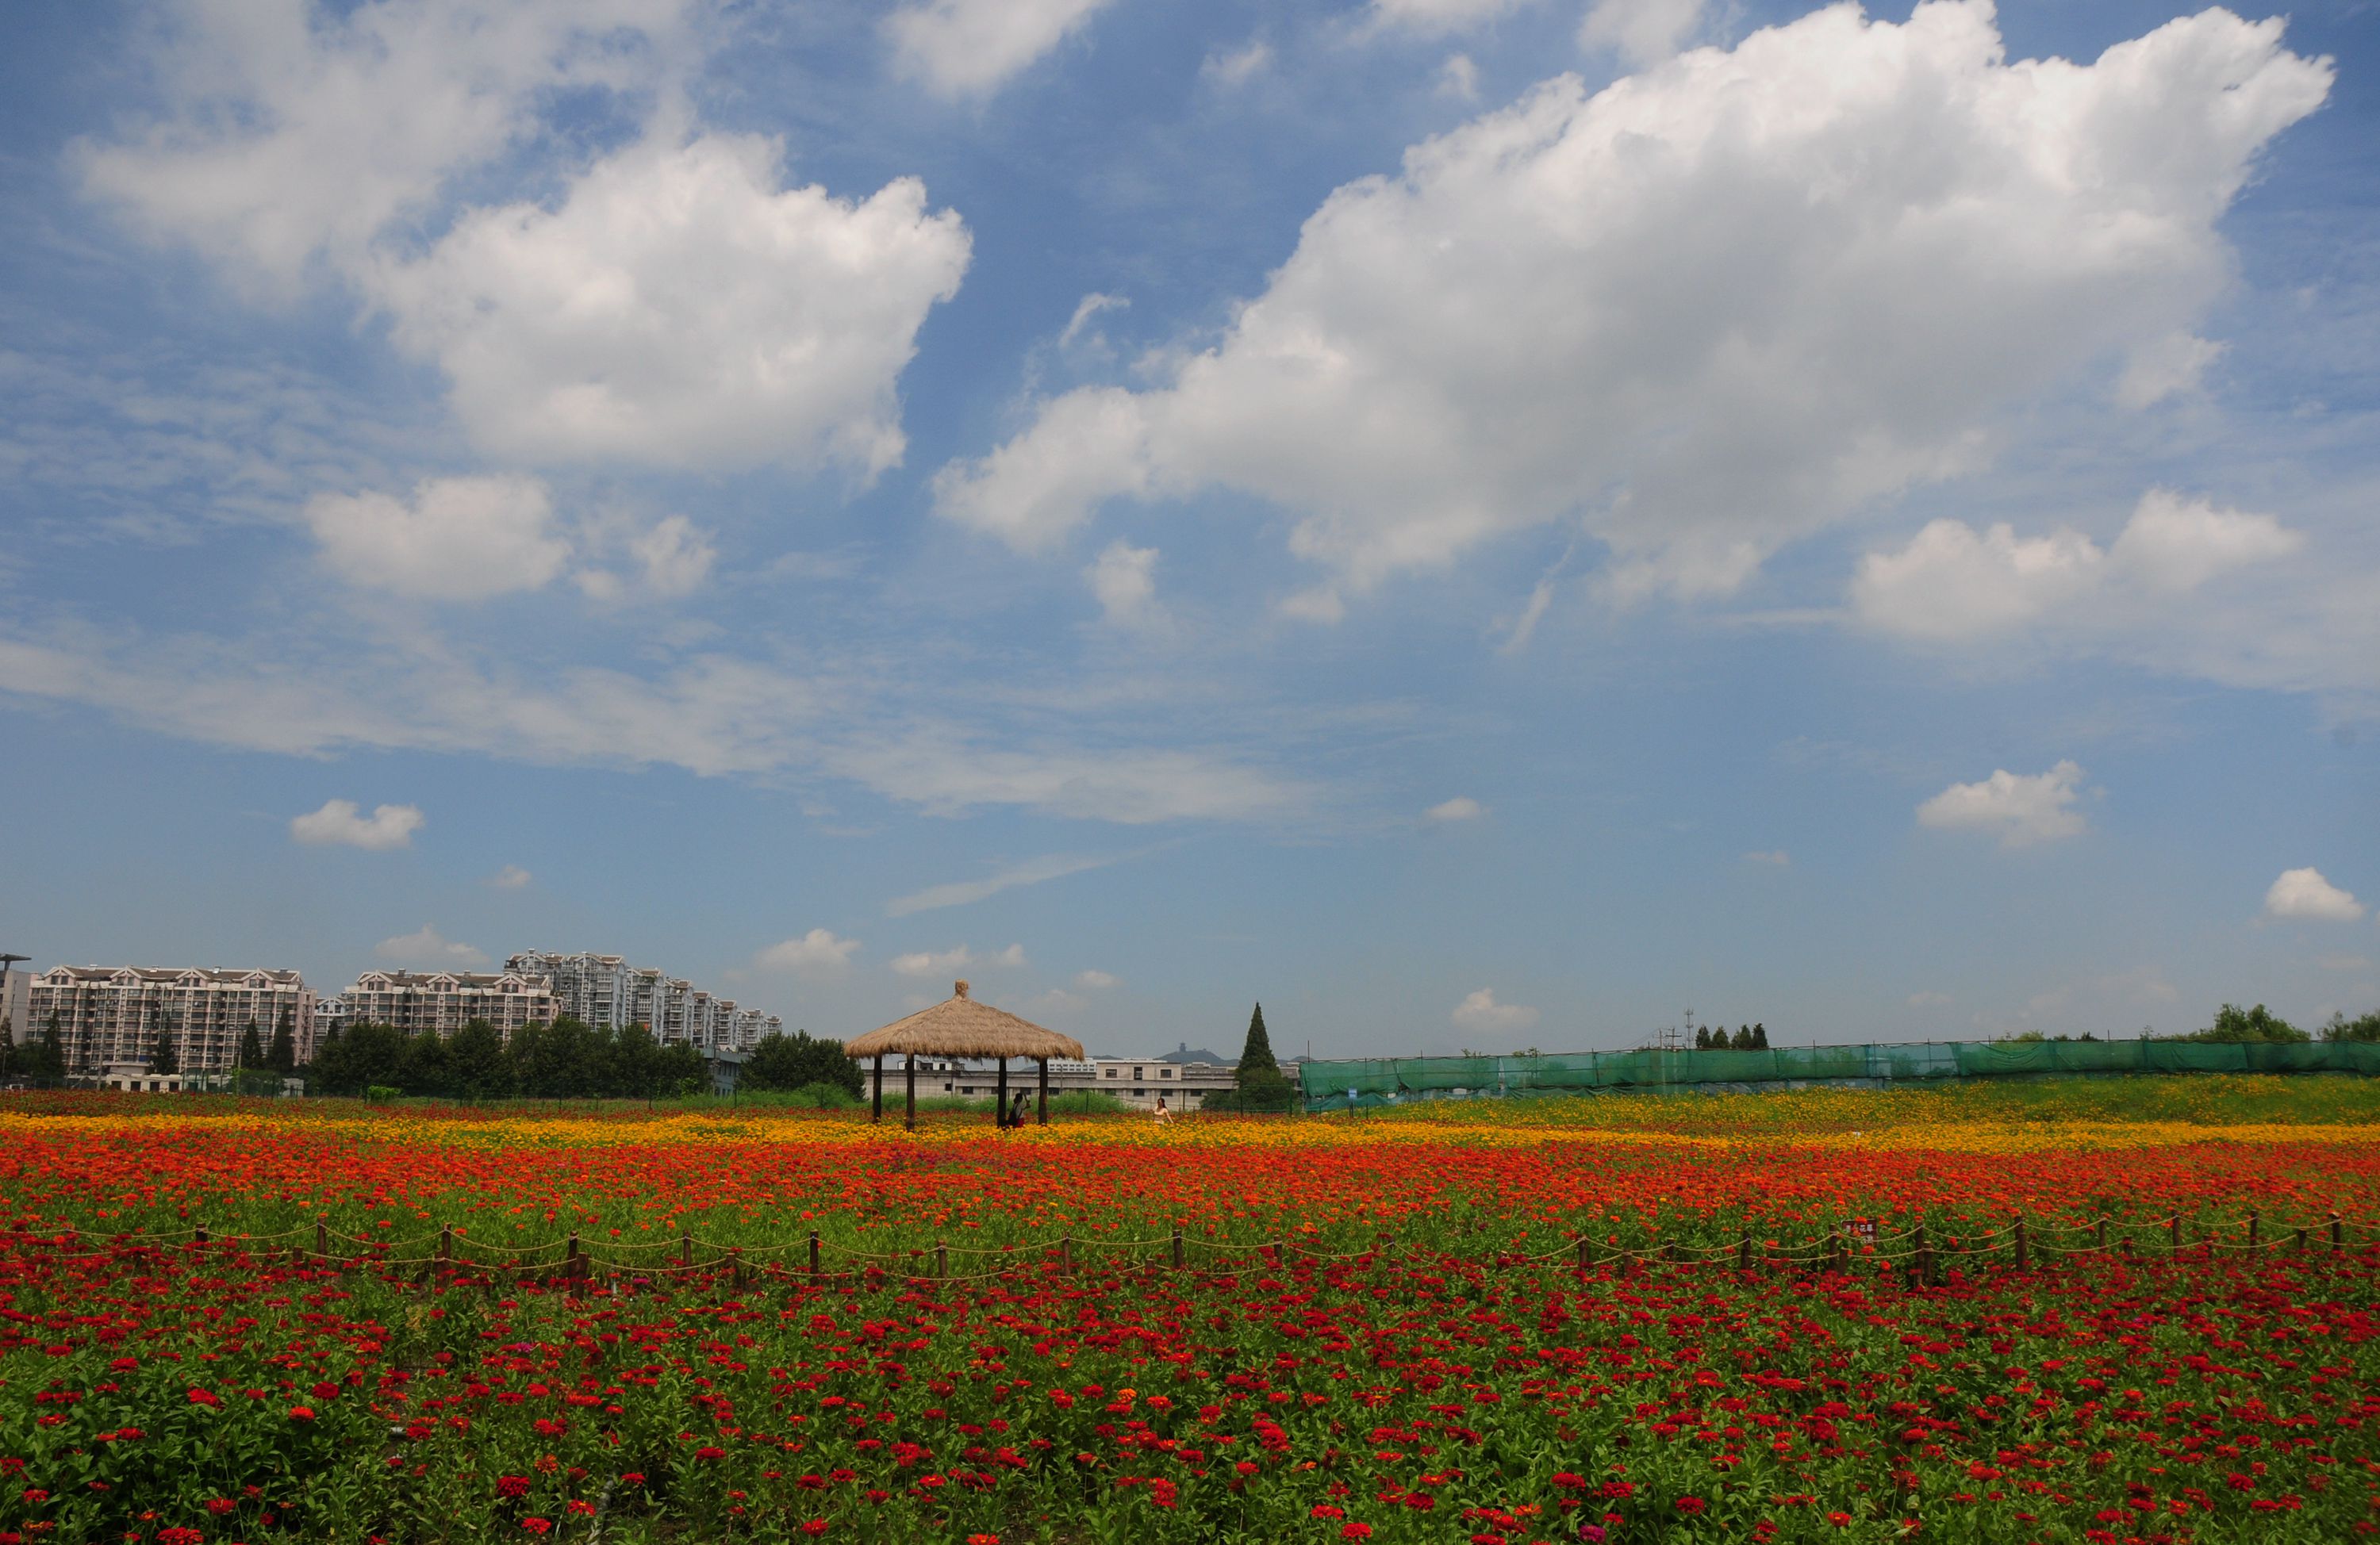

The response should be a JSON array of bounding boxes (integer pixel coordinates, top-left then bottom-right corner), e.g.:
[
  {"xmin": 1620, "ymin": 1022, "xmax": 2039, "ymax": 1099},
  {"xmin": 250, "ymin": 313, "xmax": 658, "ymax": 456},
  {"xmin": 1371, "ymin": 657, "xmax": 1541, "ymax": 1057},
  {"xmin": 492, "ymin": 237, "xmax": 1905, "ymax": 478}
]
[{"xmin": 1296, "ymin": 1038, "xmax": 2380, "ymax": 1107}]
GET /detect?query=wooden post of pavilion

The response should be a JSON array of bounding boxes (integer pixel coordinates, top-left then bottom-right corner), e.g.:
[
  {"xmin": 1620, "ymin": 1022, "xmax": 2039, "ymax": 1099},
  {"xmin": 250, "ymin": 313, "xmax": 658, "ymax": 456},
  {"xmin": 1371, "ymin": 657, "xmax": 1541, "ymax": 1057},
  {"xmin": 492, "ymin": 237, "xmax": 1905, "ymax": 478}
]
[
  {"xmin": 872, "ymin": 1053, "xmax": 885, "ymax": 1123},
  {"xmin": 844, "ymin": 980, "xmax": 1086, "ymax": 1139},
  {"xmin": 996, "ymin": 1054, "xmax": 1010, "ymax": 1129}
]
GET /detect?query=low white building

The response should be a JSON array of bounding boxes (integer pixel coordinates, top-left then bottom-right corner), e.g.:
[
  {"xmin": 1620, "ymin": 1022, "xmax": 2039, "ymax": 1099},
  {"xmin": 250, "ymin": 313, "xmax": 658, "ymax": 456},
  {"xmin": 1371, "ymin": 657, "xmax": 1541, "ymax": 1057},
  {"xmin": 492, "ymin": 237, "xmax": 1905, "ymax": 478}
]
[
  {"xmin": 862, "ymin": 1054, "xmax": 1238, "ymax": 1111},
  {"xmin": 28, "ymin": 966, "xmax": 317, "ymax": 1075}
]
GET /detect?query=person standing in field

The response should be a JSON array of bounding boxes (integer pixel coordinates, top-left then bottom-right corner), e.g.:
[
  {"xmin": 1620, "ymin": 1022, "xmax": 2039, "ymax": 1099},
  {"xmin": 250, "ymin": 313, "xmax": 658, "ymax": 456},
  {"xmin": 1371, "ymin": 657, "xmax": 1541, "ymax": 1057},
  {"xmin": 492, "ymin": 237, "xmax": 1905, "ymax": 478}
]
[{"xmin": 1153, "ymin": 1095, "xmax": 1170, "ymax": 1122}]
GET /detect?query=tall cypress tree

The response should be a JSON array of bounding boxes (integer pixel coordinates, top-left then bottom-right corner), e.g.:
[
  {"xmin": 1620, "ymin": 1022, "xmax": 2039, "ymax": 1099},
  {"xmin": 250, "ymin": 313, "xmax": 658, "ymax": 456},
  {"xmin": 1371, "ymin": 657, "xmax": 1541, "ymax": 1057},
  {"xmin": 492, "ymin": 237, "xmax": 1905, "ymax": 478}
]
[
  {"xmin": 148, "ymin": 1030, "xmax": 178, "ymax": 1075},
  {"xmin": 267, "ymin": 1010, "xmax": 296, "ymax": 1075},
  {"xmin": 237, "ymin": 1020, "xmax": 266, "ymax": 1068},
  {"xmin": 1238, "ymin": 1003, "xmax": 1278, "ymax": 1076}
]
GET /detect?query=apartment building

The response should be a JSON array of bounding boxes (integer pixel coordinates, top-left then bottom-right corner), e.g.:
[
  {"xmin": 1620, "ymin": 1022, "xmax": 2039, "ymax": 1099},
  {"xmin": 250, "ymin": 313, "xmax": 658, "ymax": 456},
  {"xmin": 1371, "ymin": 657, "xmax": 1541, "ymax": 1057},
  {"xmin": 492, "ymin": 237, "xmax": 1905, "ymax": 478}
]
[
  {"xmin": 504, "ymin": 951, "xmax": 779, "ymax": 1054},
  {"xmin": 324, "ymin": 968, "xmax": 555, "ymax": 1042},
  {"xmin": 863, "ymin": 1054, "xmax": 1238, "ymax": 1112},
  {"xmin": 27, "ymin": 965, "xmax": 316, "ymax": 1075},
  {"xmin": 0, "ymin": 963, "xmax": 27, "ymax": 1045}
]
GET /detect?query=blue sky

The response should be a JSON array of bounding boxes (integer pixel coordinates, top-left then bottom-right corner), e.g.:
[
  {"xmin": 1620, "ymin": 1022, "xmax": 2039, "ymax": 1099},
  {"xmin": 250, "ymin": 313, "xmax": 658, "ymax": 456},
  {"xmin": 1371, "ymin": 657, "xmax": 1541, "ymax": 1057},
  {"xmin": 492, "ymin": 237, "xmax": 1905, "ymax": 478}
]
[{"xmin": 2, "ymin": 0, "xmax": 2375, "ymax": 1058}]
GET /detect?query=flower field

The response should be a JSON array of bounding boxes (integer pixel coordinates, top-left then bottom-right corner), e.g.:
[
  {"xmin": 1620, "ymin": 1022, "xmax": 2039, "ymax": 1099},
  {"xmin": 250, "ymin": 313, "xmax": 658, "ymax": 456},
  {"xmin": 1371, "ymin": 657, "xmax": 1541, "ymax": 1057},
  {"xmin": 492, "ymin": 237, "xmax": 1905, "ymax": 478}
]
[{"xmin": 4, "ymin": 1077, "xmax": 2379, "ymax": 1544}]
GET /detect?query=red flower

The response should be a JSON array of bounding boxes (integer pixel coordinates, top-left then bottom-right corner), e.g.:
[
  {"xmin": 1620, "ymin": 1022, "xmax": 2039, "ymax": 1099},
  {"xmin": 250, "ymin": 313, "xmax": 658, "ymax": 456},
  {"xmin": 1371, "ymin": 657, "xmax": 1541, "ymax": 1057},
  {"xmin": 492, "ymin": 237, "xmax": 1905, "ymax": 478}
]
[
  {"xmin": 1676, "ymin": 1497, "xmax": 1708, "ymax": 1516},
  {"xmin": 1342, "ymin": 1526, "xmax": 1375, "ymax": 1542},
  {"xmin": 287, "ymin": 1406, "xmax": 315, "ymax": 1422},
  {"xmin": 520, "ymin": 1520, "xmax": 552, "ymax": 1536}
]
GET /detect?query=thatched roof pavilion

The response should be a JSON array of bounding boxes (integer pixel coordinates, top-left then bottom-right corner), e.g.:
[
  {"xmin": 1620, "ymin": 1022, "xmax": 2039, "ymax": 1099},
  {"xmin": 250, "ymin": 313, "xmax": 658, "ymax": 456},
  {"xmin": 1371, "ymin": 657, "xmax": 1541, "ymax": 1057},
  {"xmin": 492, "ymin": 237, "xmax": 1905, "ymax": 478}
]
[{"xmin": 846, "ymin": 980, "xmax": 1086, "ymax": 1129}]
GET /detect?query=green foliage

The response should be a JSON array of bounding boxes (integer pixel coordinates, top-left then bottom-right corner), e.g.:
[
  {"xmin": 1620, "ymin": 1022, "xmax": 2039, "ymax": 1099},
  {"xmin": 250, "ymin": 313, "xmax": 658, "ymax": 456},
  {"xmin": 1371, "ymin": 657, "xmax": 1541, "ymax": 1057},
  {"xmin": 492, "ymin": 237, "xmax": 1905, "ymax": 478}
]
[
  {"xmin": 1237, "ymin": 1003, "xmax": 1278, "ymax": 1079},
  {"xmin": 2323, "ymin": 1009, "xmax": 2380, "ymax": 1044},
  {"xmin": 1752, "ymin": 1022, "xmax": 1769, "ymax": 1050},
  {"xmin": 1729, "ymin": 1026, "xmax": 1752, "ymax": 1050},
  {"xmin": 743, "ymin": 1030, "xmax": 862, "ymax": 1097},
  {"xmin": 147, "ymin": 1031, "xmax": 178, "ymax": 1076},
  {"xmin": 311, "ymin": 1015, "xmax": 712, "ymax": 1101},
  {"xmin": 24, "ymin": 1015, "xmax": 67, "ymax": 1080},
  {"xmin": 236, "ymin": 1020, "xmax": 266, "ymax": 1068},
  {"xmin": 443, "ymin": 1018, "xmax": 514, "ymax": 1100},
  {"xmin": 1693, "ymin": 1026, "xmax": 1711, "ymax": 1049},
  {"xmin": 2176, "ymin": 1003, "xmax": 2309, "ymax": 1044},
  {"xmin": 267, "ymin": 1010, "xmax": 296, "ymax": 1075}
]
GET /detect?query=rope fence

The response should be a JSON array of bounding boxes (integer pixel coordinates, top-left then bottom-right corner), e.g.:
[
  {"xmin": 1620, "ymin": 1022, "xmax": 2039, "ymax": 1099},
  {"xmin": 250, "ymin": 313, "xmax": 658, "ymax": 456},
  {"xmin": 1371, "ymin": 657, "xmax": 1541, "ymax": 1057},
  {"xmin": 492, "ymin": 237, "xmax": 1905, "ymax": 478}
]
[{"xmin": 14, "ymin": 1208, "xmax": 2379, "ymax": 1301}]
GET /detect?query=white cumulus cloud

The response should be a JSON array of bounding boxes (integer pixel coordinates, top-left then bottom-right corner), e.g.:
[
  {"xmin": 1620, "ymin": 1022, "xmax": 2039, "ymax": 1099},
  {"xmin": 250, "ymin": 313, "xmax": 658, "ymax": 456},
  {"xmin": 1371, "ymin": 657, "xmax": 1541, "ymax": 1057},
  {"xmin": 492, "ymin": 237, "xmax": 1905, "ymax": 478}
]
[
  {"xmin": 1916, "ymin": 761, "xmax": 2088, "ymax": 849},
  {"xmin": 305, "ymin": 475, "xmax": 570, "ymax": 600},
  {"xmin": 1074, "ymin": 968, "xmax": 1119, "ymax": 990},
  {"xmin": 374, "ymin": 922, "xmax": 488, "ymax": 968},
  {"xmin": 1426, "ymin": 796, "xmax": 1485, "ymax": 822},
  {"xmin": 373, "ymin": 133, "xmax": 969, "ymax": 474},
  {"xmin": 758, "ymin": 929, "xmax": 864, "ymax": 972},
  {"xmin": 2264, "ymin": 868, "xmax": 2364, "ymax": 923},
  {"xmin": 2115, "ymin": 332, "xmax": 2227, "ymax": 410},
  {"xmin": 1742, "ymin": 849, "xmax": 1789, "ymax": 867},
  {"xmin": 73, "ymin": 0, "xmax": 693, "ymax": 289},
  {"xmin": 887, "ymin": 0, "xmax": 1114, "ymax": 98},
  {"xmin": 485, "ymin": 865, "xmax": 533, "ymax": 889},
  {"xmin": 290, "ymin": 799, "xmax": 424, "ymax": 850},
  {"xmin": 1852, "ymin": 489, "xmax": 2304, "ymax": 642},
  {"xmin": 1579, "ymin": 0, "xmax": 1709, "ymax": 66},
  {"xmin": 1085, "ymin": 541, "xmax": 1165, "ymax": 630},
  {"xmin": 1452, "ymin": 987, "xmax": 1538, "ymax": 1033},
  {"xmin": 934, "ymin": 6, "xmax": 2328, "ymax": 607}
]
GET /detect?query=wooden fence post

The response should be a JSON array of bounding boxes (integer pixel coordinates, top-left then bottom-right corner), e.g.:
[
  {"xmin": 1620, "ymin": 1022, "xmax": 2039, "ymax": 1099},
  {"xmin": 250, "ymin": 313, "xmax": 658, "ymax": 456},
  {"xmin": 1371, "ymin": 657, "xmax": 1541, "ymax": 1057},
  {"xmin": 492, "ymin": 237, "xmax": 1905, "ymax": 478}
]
[
  {"xmin": 808, "ymin": 1230, "xmax": 821, "ymax": 1277},
  {"xmin": 2247, "ymin": 1210, "xmax": 2259, "ymax": 1253},
  {"xmin": 438, "ymin": 1225, "xmax": 452, "ymax": 1263},
  {"xmin": 1737, "ymin": 1233, "xmax": 1752, "ymax": 1272},
  {"xmin": 1059, "ymin": 1235, "xmax": 1072, "ymax": 1274},
  {"xmin": 1575, "ymin": 1236, "xmax": 1590, "ymax": 1272},
  {"xmin": 2332, "ymin": 1212, "xmax": 2344, "ymax": 1252},
  {"xmin": 317, "ymin": 1221, "xmax": 328, "ymax": 1265},
  {"xmin": 2094, "ymin": 1217, "xmax": 2106, "ymax": 1252},
  {"xmin": 680, "ymin": 1233, "xmax": 693, "ymax": 1271},
  {"xmin": 935, "ymin": 1242, "xmax": 947, "ymax": 1280},
  {"xmin": 566, "ymin": 1231, "xmax": 581, "ymax": 1286},
  {"xmin": 731, "ymin": 1248, "xmax": 746, "ymax": 1290},
  {"xmin": 194, "ymin": 1225, "xmax": 209, "ymax": 1248},
  {"xmin": 2169, "ymin": 1213, "xmax": 2182, "ymax": 1257},
  {"xmin": 1827, "ymin": 1227, "xmax": 1844, "ymax": 1275},
  {"xmin": 1172, "ymin": 1228, "xmax": 1185, "ymax": 1271},
  {"xmin": 2295, "ymin": 1225, "xmax": 2309, "ymax": 1254},
  {"xmin": 1914, "ymin": 1225, "xmax": 1931, "ymax": 1287},
  {"xmin": 2013, "ymin": 1217, "xmax": 2029, "ymax": 1273}
]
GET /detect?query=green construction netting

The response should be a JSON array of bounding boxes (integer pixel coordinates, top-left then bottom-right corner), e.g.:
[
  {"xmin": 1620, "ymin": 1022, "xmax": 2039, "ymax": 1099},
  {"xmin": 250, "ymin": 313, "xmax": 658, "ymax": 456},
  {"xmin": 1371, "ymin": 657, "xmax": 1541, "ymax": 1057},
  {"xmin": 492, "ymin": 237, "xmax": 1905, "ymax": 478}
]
[{"xmin": 1296, "ymin": 1038, "xmax": 2378, "ymax": 1106}]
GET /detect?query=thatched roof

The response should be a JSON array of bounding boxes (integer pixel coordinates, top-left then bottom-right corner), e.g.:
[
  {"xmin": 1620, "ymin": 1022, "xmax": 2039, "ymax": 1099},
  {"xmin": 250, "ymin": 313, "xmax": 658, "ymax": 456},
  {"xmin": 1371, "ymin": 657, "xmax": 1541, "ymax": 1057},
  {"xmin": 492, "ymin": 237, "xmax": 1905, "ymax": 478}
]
[{"xmin": 843, "ymin": 980, "xmax": 1087, "ymax": 1061}]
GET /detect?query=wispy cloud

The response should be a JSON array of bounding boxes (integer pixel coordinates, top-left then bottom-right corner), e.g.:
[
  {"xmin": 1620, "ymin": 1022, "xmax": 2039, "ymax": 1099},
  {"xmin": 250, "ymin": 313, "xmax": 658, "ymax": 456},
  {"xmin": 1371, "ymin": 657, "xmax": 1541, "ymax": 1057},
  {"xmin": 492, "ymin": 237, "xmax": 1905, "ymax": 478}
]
[
  {"xmin": 890, "ymin": 943, "xmax": 1027, "ymax": 976},
  {"xmin": 887, "ymin": 849, "xmax": 1150, "ymax": 916}
]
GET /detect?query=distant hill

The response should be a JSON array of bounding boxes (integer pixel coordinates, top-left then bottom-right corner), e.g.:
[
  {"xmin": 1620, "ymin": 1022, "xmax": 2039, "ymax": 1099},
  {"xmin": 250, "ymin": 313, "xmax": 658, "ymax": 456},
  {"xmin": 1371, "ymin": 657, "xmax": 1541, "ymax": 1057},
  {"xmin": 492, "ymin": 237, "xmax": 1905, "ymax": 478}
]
[{"xmin": 1157, "ymin": 1041, "xmax": 1230, "ymax": 1064}]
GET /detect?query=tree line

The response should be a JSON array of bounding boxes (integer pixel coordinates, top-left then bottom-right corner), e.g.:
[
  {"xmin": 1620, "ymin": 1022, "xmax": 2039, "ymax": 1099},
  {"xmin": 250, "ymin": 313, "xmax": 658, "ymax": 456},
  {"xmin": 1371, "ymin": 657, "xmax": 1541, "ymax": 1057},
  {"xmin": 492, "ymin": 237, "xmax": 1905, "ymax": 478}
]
[{"xmin": 305, "ymin": 1018, "xmax": 866, "ymax": 1102}]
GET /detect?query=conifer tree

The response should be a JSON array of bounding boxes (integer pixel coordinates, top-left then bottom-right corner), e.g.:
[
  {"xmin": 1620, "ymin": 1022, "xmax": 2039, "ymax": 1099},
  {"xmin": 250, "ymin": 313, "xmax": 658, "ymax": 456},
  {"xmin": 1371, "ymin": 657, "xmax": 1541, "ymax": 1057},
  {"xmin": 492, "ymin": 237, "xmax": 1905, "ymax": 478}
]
[
  {"xmin": 1238, "ymin": 1003, "xmax": 1278, "ymax": 1076},
  {"xmin": 148, "ymin": 1031, "xmax": 178, "ymax": 1075},
  {"xmin": 1693, "ymin": 1026, "xmax": 1711, "ymax": 1050},
  {"xmin": 1751, "ymin": 1022, "xmax": 1769, "ymax": 1050},
  {"xmin": 237, "ymin": 1020, "xmax": 266, "ymax": 1068},
  {"xmin": 267, "ymin": 1011, "xmax": 296, "ymax": 1075}
]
